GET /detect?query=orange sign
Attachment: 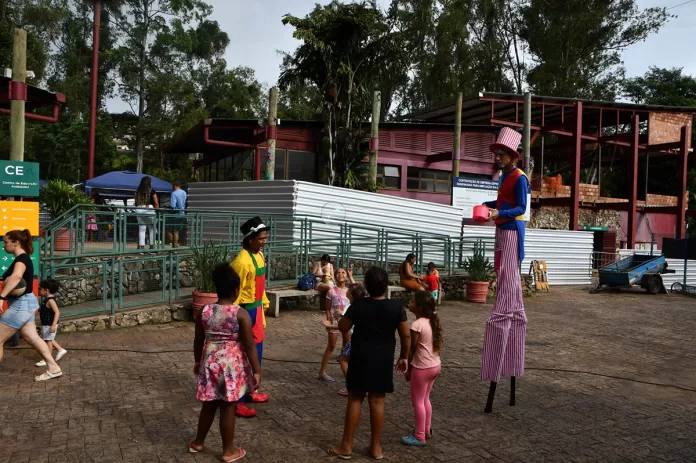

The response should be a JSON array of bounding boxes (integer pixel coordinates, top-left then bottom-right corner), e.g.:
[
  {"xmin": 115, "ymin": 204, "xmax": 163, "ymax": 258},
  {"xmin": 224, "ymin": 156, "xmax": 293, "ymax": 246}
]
[{"xmin": 0, "ymin": 201, "xmax": 39, "ymax": 236}]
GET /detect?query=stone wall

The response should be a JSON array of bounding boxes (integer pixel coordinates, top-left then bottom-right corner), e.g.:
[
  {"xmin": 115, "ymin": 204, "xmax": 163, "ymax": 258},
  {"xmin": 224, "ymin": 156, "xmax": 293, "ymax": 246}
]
[
  {"xmin": 58, "ymin": 304, "xmax": 191, "ymax": 334},
  {"xmin": 529, "ymin": 206, "xmax": 621, "ymax": 233}
]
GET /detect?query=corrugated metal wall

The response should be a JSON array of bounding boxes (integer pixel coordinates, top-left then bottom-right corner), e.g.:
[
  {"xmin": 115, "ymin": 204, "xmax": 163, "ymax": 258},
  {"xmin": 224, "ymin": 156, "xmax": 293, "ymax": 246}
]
[
  {"xmin": 619, "ymin": 249, "xmax": 696, "ymax": 287},
  {"xmin": 462, "ymin": 226, "xmax": 594, "ymax": 285},
  {"xmin": 187, "ymin": 181, "xmax": 297, "ymax": 243}
]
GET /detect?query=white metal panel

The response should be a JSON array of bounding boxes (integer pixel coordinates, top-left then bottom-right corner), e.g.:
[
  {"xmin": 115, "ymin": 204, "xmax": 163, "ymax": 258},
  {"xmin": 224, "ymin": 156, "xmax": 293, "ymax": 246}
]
[
  {"xmin": 293, "ymin": 181, "xmax": 463, "ymax": 265},
  {"xmin": 462, "ymin": 226, "xmax": 594, "ymax": 285},
  {"xmin": 618, "ymin": 249, "xmax": 696, "ymax": 287}
]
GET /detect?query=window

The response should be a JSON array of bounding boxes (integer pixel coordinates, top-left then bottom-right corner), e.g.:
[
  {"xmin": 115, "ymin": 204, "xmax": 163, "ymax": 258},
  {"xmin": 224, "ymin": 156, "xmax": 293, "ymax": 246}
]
[
  {"xmin": 407, "ymin": 167, "xmax": 451, "ymax": 193},
  {"xmin": 376, "ymin": 165, "xmax": 401, "ymax": 190},
  {"xmin": 287, "ymin": 150, "xmax": 316, "ymax": 182}
]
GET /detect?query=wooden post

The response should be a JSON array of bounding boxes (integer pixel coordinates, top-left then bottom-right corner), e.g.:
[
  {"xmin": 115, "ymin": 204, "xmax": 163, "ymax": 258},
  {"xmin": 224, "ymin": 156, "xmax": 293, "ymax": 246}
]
[
  {"xmin": 523, "ymin": 92, "xmax": 531, "ymax": 172},
  {"xmin": 452, "ymin": 92, "xmax": 463, "ymax": 178},
  {"xmin": 10, "ymin": 28, "xmax": 27, "ymax": 162},
  {"xmin": 266, "ymin": 87, "xmax": 279, "ymax": 180},
  {"xmin": 569, "ymin": 102, "xmax": 583, "ymax": 231},
  {"xmin": 677, "ymin": 126, "xmax": 689, "ymax": 239},
  {"xmin": 627, "ymin": 115, "xmax": 640, "ymax": 249},
  {"xmin": 368, "ymin": 91, "xmax": 381, "ymax": 190}
]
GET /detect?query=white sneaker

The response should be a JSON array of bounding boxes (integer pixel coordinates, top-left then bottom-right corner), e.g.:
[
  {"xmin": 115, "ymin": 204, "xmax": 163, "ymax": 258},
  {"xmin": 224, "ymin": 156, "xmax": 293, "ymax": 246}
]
[
  {"xmin": 55, "ymin": 350, "xmax": 68, "ymax": 362},
  {"xmin": 35, "ymin": 360, "xmax": 47, "ymax": 367}
]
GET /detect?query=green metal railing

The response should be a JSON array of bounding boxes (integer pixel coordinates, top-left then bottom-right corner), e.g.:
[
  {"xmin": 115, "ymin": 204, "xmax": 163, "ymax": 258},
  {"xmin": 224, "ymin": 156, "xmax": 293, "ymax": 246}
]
[{"xmin": 38, "ymin": 204, "xmax": 489, "ymax": 319}]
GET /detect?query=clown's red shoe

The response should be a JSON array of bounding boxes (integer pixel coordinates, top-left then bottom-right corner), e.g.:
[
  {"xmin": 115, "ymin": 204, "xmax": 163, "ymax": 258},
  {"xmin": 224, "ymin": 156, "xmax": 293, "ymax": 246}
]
[
  {"xmin": 235, "ymin": 403, "xmax": 257, "ymax": 418},
  {"xmin": 249, "ymin": 392, "xmax": 269, "ymax": 403}
]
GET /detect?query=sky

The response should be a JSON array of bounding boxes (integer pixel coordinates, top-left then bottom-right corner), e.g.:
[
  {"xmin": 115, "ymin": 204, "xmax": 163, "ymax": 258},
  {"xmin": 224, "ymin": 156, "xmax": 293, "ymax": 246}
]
[{"xmin": 106, "ymin": 0, "xmax": 696, "ymax": 113}]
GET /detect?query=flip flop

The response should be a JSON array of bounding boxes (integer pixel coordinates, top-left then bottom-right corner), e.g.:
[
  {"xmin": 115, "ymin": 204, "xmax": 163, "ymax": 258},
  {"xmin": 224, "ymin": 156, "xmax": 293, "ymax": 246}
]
[
  {"xmin": 222, "ymin": 447, "xmax": 246, "ymax": 462},
  {"xmin": 34, "ymin": 370, "xmax": 62, "ymax": 382},
  {"xmin": 188, "ymin": 441, "xmax": 203, "ymax": 453},
  {"xmin": 327, "ymin": 446, "xmax": 351, "ymax": 460}
]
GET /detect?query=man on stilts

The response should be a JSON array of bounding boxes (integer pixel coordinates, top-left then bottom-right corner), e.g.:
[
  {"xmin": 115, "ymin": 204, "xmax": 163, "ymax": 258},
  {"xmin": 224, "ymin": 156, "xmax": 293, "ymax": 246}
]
[
  {"xmin": 481, "ymin": 127, "xmax": 529, "ymax": 413},
  {"xmin": 231, "ymin": 217, "xmax": 271, "ymax": 418}
]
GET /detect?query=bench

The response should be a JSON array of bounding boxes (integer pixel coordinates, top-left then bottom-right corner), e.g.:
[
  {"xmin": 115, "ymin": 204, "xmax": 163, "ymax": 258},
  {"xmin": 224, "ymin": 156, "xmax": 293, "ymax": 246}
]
[
  {"xmin": 266, "ymin": 289, "xmax": 316, "ymax": 318},
  {"xmin": 266, "ymin": 285, "xmax": 407, "ymax": 318}
]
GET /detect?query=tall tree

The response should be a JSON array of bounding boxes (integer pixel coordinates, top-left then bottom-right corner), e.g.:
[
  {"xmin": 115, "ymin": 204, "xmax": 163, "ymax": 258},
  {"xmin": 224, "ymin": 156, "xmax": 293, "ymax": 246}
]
[
  {"xmin": 110, "ymin": 0, "xmax": 228, "ymax": 172},
  {"xmin": 519, "ymin": 0, "xmax": 669, "ymax": 99}
]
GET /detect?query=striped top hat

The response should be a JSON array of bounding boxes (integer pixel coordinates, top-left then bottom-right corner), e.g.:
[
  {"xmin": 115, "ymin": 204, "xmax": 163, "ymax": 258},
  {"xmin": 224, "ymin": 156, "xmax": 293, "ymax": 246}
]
[{"xmin": 490, "ymin": 127, "xmax": 522, "ymax": 159}]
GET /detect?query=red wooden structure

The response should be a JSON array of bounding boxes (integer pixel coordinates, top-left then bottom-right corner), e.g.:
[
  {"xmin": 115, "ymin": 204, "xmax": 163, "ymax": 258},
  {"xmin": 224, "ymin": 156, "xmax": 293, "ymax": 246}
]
[
  {"xmin": 0, "ymin": 76, "xmax": 65, "ymax": 122},
  {"xmin": 406, "ymin": 92, "xmax": 696, "ymax": 248}
]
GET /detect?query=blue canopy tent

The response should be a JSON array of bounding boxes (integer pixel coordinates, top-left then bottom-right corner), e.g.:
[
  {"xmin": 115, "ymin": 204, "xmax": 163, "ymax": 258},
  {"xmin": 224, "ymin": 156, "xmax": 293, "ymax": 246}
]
[{"xmin": 83, "ymin": 171, "xmax": 172, "ymax": 195}]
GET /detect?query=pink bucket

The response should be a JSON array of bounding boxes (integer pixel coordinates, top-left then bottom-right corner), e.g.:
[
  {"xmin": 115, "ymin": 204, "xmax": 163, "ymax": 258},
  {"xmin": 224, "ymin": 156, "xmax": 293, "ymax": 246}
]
[{"xmin": 473, "ymin": 205, "xmax": 490, "ymax": 223}]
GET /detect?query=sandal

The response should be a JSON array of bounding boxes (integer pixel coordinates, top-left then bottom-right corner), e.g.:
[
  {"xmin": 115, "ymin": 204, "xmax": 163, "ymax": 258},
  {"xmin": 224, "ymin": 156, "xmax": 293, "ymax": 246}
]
[
  {"xmin": 327, "ymin": 446, "xmax": 351, "ymax": 460},
  {"xmin": 34, "ymin": 370, "xmax": 62, "ymax": 382},
  {"xmin": 318, "ymin": 373, "xmax": 335, "ymax": 383},
  {"xmin": 338, "ymin": 387, "xmax": 349, "ymax": 396},
  {"xmin": 188, "ymin": 441, "xmax": 203, "ymax": 453},
  {"xmin": 222, "ymin": 447, "xmax": 246, "ymax": 462}
]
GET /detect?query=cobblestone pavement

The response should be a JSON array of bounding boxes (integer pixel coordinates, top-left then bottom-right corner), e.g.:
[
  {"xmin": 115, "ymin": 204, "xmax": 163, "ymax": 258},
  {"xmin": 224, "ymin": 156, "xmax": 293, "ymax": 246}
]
[{"xmin": 2, "ymin": 287, "xmax": 696, "ymax": 463}]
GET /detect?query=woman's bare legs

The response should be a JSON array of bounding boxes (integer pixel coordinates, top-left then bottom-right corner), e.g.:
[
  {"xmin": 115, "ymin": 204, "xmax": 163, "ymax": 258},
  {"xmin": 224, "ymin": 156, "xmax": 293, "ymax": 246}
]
[
  {"xmin": 19, "ymin": 322, "xmax": 61, "ymax": 374},
  {"xmin": 368, "ymin": 393, "xmax": 386, "ymax": 458},
  {"xmin": 319, "ymin": 332, "xmax": 338, "ymax": 377},
  {"xmin": 336, "ymin": 391, "xmax": 365, "ymax": 456},
  {"xmin": 0, "ymin": 323, "xmax": 17, "ymax": 362}
]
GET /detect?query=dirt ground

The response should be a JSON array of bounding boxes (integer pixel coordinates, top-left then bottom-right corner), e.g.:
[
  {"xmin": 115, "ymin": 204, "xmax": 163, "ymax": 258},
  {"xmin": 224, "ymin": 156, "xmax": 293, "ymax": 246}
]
[{"xmin": 2, "ymin": 286, "xmax": 696, "ymax": 462}]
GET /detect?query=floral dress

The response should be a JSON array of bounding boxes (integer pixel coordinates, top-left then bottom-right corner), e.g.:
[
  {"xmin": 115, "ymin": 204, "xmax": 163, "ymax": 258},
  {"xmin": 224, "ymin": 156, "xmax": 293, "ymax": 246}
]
[{"xmin": 196, "ymin": 304, "xmax": 253, "ymax": 402}]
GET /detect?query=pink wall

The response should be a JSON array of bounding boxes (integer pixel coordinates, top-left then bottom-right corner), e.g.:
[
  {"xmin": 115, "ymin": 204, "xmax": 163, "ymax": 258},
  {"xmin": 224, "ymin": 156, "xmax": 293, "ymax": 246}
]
[{"xmin": 619, "ymin": 212, "xmax": 678, "ymax": 247}]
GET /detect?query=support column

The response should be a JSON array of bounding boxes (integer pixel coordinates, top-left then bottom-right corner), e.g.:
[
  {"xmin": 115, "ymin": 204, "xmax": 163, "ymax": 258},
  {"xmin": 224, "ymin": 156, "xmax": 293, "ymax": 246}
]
[
  {"xmin": 569, "ymin": 102, "xmax": 583, "ymax": 230},
  {"xmin": 677, "ymin": 126, "xmax": 689, "ymax": 239},
  {"xmin": 266, "ymin": 87, "xmax": 279, "ymax": 180},
  {"xmin": 452, "ymin": 92, "xmax": 463, "ymax": 178},
  {"xmin": 523, "ymin": 92, "xmax": 531, "ymax": 172},
  {"xmin": 87, "ymin": 0, "xmax": 101, "ymax": 179},
  {"xmin": 368, "ymin": 90, "xmax": 381, "ymax": 190},
  {"xmin": 627, "ymin": 115, "xmax": 640, "ymax": 249},
  {"xmin": 10, "ymin": 28, "xmax": 27, "ymax": 162}
]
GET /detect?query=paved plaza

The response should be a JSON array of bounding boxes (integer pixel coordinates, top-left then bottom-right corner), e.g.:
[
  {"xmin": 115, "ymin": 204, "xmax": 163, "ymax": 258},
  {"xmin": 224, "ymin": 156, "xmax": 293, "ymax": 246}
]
[{"xmin": 2, "ymin": 287, "xmax": 696, "ymax": 462}]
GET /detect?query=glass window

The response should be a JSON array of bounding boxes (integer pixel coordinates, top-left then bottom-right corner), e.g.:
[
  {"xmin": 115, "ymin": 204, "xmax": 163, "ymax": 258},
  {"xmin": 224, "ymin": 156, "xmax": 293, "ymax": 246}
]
[
  {"xmin": 407, "ymin": 167, "xmax": 451, "ymax": 193},
  {"xmin": 377, "ymin": 165, "xmax": 401, "ymax": 190},
  {"xmin": 287, "ymin": 150, "xmax": 316, "ymax": 182}
]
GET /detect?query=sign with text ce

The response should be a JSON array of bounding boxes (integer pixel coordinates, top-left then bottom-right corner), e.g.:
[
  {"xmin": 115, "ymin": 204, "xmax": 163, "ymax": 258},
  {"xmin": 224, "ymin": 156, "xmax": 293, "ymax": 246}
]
[{"xmin": 0, "ymin": 161, "xmax": 40, "ymax": 197}]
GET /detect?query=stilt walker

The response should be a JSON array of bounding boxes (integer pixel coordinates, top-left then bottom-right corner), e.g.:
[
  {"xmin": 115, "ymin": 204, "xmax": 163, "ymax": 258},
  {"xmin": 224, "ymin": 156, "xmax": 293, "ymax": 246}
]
[
  {"xmin": 480, "ymin": 127, "xmax": 529, "ymax": 413},
  {"xmin": 231, "ymin": 217, "xmax": 271, "ymax": 418}
]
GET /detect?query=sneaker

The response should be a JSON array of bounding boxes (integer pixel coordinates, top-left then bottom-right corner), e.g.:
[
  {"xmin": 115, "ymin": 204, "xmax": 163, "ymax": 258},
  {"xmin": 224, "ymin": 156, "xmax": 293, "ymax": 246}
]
[
  {"xmin": 235, "ymin": 403, "xmax": 257, "ymax": 418},
  {"xmin": 35, "ymin": 360, "xmax": 47, "ymax": 367},
  {"xmin": 249, "ymin": 392, "xmax": 269, "ymax": 403},
  {"xmin": 55, "ymin": 350, "xmax": 68, "ymax": 362},
  {"xmin": 318, "ymin": 373, "xmax": 335, "ymax": 383},
  {"xmin": 401, "ymin": 434, "xmax": 426, "ymax": 447}
]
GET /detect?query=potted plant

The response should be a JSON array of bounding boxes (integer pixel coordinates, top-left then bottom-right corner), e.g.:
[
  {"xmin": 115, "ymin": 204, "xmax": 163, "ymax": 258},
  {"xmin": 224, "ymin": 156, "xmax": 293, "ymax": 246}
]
[
  {"xmin": 39, "ymin": 180, "xmax": 93, "ymax": 251},
  {"xmin": 463, "ymin": 239, "xmax": 494, "ymax": 303},
  {"xmin": 188, "ymin": 240, "xmax": 232, "ymax": 319}
]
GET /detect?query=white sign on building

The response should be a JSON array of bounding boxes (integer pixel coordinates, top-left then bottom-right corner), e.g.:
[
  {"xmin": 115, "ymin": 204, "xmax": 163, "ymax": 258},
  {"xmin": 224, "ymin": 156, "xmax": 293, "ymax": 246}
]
[{"xmin": 452, "ymin": 176, "xmax": 531, "ymax": 222}]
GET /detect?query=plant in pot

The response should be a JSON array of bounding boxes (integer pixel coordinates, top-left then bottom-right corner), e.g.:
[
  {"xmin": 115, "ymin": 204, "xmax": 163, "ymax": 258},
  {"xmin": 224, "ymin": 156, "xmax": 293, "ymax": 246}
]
[
  {"xmin": 463, "ymin": 239, "xmax": 494, "ymax": 303},
  {"xmin": 188, "ymin": 240, "xmax": 232, "ymax": 319},
  {"xmin": 39, "ymin": 180, "xmax": 93, "ymax": 252}
]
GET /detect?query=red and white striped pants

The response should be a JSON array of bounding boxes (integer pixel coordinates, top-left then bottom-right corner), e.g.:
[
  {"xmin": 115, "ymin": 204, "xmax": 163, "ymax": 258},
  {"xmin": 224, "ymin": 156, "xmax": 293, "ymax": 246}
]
[{"xmin": 480, "ymin": 229, "xmax": 527, "ymax": 383}]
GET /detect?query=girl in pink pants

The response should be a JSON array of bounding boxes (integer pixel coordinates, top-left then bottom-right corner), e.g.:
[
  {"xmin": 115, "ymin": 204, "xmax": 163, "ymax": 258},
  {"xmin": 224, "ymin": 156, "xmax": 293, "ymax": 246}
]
[{"xmin": 402, "ymin": 291, "xmax": 443, "ymax": 447}]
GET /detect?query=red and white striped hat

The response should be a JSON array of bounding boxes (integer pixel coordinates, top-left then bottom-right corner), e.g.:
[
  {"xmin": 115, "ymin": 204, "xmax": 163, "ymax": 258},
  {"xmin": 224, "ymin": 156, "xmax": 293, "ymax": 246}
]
[{"xmin": 490, "ymin": 127, "xmax": 522, "ymax": 158}]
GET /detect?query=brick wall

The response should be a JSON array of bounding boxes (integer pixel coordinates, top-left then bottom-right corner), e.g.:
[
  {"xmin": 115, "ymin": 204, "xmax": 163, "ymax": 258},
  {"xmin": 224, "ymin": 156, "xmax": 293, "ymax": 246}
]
[
  {"xmin": 533, "ymin": 180, "xmax": 685, "ymax": 206},
  {"xmin": 648, "ymin": 112, "xmax": 693, "ymax": 148}
]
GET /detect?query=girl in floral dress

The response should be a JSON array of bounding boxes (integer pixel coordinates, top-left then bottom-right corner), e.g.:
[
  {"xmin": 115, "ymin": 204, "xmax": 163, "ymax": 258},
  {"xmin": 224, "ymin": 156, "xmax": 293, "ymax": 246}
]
[{"xmin": 190, "ymin": 264, "xmax": 261, "ymax": 462}]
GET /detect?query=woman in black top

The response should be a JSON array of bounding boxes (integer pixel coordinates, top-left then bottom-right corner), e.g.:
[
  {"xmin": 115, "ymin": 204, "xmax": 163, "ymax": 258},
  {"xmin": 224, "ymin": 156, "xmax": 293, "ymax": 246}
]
[
  {"xmin": 0, "ymin": 229, "xmax": 62, "ymax": 381},
  {"xmin": 329, "ymin": 266, "xmax": 410, "ymax": 460},
  {"xmin": 134, "ymin": 176, "xmax": 159, "ymax": 249}
]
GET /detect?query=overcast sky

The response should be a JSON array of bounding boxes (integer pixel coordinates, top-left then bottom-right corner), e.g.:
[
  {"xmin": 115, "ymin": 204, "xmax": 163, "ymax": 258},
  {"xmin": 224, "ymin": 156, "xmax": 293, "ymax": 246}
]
[{"xmin": 106, "ymin": 0, "xmax": 696, "ymax": 113}]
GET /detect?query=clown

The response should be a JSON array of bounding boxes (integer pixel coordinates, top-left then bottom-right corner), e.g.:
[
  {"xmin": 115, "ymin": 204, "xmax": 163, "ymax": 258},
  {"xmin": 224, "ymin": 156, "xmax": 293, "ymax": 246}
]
[
  {"xmin": 480, "ymin": 127, "xmax": 529, "ymax": 413},
  {"xmin": 231, "ymin": 216, "xmax": 271, "ymax": 418}
]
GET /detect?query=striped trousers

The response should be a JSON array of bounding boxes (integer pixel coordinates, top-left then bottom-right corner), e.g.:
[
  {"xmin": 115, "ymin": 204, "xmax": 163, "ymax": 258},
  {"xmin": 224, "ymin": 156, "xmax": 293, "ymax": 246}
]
[{"xmin": 480, "ymin": 229, "xmax": 527, "ymax": 383}]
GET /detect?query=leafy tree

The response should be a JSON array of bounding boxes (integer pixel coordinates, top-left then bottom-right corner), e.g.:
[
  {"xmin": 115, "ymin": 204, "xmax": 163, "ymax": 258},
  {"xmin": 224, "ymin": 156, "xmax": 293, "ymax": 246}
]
[{"xmin": 519, "ymin": 0, "xmax": 670, "ymax": 99}]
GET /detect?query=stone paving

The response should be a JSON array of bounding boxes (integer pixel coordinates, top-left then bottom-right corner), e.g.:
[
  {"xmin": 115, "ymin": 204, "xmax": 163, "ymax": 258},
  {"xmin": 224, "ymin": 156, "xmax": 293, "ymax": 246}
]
[{"xmin": 2, "ymin": 287, "xmax": 696, "ymax": 462}]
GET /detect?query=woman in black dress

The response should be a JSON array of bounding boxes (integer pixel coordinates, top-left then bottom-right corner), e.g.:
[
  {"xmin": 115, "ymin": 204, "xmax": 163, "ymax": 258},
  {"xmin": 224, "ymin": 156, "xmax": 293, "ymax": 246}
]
[{"xmin": 329, "ymin": 266, "xmax": 411, "ymax": 460}]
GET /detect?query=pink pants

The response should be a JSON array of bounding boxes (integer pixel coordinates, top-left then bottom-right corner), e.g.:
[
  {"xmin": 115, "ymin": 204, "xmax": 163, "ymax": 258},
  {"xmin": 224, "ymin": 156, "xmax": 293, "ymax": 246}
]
[{"xmin": 410, "ymin": 365, "xmax": 441, "ymax": 441}]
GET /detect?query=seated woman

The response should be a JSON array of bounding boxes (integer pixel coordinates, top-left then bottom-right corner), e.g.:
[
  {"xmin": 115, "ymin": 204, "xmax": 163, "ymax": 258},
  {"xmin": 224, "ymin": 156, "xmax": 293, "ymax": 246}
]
[
  {"xmin": 313, "ymin": 254, "xmax": 335, "ymax": 312},
  {"xmin": 399, "ymin": 253, "xmax": 425, "ymax": 292}
]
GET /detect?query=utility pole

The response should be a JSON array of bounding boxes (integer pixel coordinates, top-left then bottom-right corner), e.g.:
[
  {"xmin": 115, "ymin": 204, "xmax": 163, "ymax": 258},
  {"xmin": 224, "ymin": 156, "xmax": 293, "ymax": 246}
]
[
  {"xmin": 452, "ymin": 92, "xmax": 463, "ymax": 178},
  {"xmin": 523, "ymin": 92, "xmax": 531, "ymax": 172},
  {"xmin": 266, "ymin": 87, "xmax": 279, "ymax": 180},
  {"xmin": 10, "ymin": 28, "xmax": 27, "ymax": 162},
  {"xmin": 87, "ymin": 0, "xmax": 102, "ymax": 180},
  {"xmin": 368, "ymin": 91, "xmax": 381, "ymax": 190}
]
